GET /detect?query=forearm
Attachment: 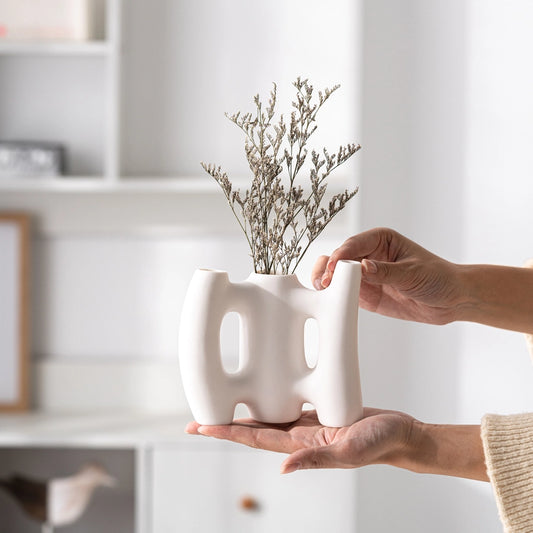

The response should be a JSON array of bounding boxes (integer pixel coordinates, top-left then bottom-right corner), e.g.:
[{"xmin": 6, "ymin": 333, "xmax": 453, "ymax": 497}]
[
  {"xmin": 391, "ymin": 422, "xmax": 488, "ymax": 482},
  {"xmin": 456, "ymin": 264, "xmax": 533, "ymax": 334}
]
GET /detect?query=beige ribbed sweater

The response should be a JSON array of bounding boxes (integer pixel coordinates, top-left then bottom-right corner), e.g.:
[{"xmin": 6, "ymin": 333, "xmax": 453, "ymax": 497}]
[{"xmin": 482, "ymin": 413, "xmax": 533, "ymax": 532}]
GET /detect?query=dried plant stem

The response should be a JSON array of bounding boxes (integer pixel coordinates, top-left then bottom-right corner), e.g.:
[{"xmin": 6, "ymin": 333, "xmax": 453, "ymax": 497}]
[{"xmin": 202, "ymin": 78, "xmax": 360, "ymax": 275}]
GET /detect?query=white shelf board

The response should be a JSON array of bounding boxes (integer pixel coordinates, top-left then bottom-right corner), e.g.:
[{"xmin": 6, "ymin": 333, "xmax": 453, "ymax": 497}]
[
  {"xmin": 0, "ymin": 40, "xmax": 111, "ymax": 56},
  {"xmin": 0, "ymin": 411, "xmax": 195, "ymax": 449},
  {"xmin": 0, "ymin": 176, "xmax": 221, "ymax": 193},
  {"xmin": 0, "ymin": 175, "xmax": 355, "ymax": 194},
  {"xmin": 118, "ymin": 177, "xmax": 226, "ymax": 193}
]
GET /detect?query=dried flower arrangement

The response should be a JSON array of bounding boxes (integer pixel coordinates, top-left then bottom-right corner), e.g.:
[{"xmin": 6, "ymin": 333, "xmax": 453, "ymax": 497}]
[{"xmin": 201, "ymin": 78, "xmax": 361, "ymax": 275}]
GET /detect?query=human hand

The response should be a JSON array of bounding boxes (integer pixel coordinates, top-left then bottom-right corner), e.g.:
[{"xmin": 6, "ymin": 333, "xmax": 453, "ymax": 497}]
[
  {"xmin": 185, "ymin": 409, "xmax": 488, "ymax": 481},
  {"xmin": 312, "ymin": 227, "xmax": 465, "ymax": 325},
  {"xmin": 185, "ymin": 408, "xmax": 415, "ymax": 474}
]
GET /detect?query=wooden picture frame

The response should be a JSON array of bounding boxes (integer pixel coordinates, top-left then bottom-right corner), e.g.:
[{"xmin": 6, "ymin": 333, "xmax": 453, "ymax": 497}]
[{"xmin": 0, "ymin": 213, "xmax": 30, "ymax": 412}]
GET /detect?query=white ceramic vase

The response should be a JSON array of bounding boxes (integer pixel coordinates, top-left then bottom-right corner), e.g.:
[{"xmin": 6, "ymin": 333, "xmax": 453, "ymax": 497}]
[{"xmin": 179, "ymin": 260, "xmax": 363, "ymax": 427}]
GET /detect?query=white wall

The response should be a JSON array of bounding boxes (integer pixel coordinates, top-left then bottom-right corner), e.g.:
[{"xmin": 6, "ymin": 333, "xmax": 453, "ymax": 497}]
[
  {"xmin": 30, "ymin": 226, "xmax": 353, "ymax": 411},
  {"xmin": 460, "ymin": 0, "xmax": 533, "ymax": 419},
  {"xmin": 121, "ymin": 0, "xmax": 359, "ymax": 177},
  {"xmin": 357, "ymin": 1, "xmax": 533, "ymax": 532}
]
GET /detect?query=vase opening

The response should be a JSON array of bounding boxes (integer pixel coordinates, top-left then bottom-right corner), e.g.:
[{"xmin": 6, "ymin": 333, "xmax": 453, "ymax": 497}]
[{"xmin": 251, "ymin": 272, "xmax": 298, "ymax": 278}]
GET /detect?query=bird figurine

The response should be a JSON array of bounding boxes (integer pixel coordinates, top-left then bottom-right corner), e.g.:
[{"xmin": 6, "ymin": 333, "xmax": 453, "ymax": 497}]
[{"xmin": 0, "ymin": 462, "xmax": 116, "ymax": 533}]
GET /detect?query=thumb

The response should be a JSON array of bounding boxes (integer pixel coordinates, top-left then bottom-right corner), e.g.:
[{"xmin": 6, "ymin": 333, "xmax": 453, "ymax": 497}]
[
  {"xmin": 362, "ymin": 258, "xmax": 410, "ymax": 286},
  {"xmin": 280, "ymin": 445, "xmax": 339, "ymax": 474}
]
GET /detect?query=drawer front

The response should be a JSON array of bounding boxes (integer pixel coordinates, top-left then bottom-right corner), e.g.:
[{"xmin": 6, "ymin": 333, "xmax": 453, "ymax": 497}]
[{"xmin": 151, "ymin": 444, "xmax": 356, "ymax": 533}]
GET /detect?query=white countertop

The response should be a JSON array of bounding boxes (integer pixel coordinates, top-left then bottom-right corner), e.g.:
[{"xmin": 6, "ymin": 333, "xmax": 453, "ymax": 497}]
[{"xmin": 0, "ymin": 411, "xmax": 200, "ymax": 449}]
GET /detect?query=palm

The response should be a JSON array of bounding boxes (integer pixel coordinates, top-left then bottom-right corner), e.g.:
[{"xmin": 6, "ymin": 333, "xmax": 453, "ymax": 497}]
[{"xmin": 186, "ymin": 408, "xmax": 414, "ymax": 472}]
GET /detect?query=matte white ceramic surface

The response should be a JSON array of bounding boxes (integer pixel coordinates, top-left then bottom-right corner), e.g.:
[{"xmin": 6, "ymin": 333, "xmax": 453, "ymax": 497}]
[{"xmin": 179, "ymin": 260, "xmax": 363, "ymax": 427}]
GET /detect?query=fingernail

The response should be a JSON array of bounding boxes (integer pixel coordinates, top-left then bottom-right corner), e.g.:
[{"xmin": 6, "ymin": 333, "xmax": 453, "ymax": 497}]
[
  {"xmin": 363, "ymin": 259, "xmax": 377, "ymax": 274},
  {"xmin": 282, "ymin": 463, "xmax": 301, "ymax": 474},
  {"xmin": 185, "ymin": 422, "xmax": 199, "ymax": 434},
  {"xmin": 321, "ymin": 274, "xmax": 331, "ymax": 288},
  {"xmin": 197, "ymin": 426, "xmax": 207, "ymax": 435},
  {"xmin": 313, "ymin": 279, "xmax": 323, "ymax": 291}
]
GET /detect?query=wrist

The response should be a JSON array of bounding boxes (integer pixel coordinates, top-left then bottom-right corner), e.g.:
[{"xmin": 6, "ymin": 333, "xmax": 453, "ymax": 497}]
[
  {"xmin": 450, "ymin": 264, "xmax": 480, "ymax": 323},
  {"xmin": 454, "ymin": 263, "xmax": 533, "ymax": 332},
  {"xmin": 385, "ymin": 418, "xmax": 426, "ymax": 472},
  {"xmin": 392, "ymin": 420, "xmax": 488, "ymax": 482}
]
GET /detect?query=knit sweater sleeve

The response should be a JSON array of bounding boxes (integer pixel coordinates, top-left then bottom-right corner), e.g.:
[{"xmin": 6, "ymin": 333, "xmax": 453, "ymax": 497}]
[{"xmin": 482, "ymin": 413, "xmax": 533, "ymax": 532}]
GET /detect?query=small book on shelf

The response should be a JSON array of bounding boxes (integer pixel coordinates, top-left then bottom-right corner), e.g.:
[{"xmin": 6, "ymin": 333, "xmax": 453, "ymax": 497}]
[{"xmin": 0, "ymin": 0, "xmax": 95, "ymax": 41}]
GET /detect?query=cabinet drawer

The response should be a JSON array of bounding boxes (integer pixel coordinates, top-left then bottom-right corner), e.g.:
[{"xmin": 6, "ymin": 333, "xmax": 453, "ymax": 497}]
[{"xmin": 151, "ymin": 444, "xmax": 356, "ymax": 533}]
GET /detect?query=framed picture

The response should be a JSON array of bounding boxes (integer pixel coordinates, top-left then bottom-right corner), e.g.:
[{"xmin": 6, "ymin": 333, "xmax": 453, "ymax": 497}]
[{"xmin": 0, "ymin": 213, "xmax": 30, "ymax": 411}]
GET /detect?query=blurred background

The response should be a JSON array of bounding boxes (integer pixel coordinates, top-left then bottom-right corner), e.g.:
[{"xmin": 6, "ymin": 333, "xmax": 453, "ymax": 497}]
[{"xmin": 1, "ymin": 0, "xmax": 533, "ymax": 531}]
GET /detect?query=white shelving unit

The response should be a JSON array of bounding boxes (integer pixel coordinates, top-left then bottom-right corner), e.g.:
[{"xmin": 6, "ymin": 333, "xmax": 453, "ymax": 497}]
[
  {"xmin": 0, "ymin": 0, "xmax": 121, "ymax": 187},
  {"xmin": 0, "ymin": 0, "xmax": 360, "ymax": 199},
  {"xmin": 0, "ymin": 0, "xmax": 228, "ymax": 195}
]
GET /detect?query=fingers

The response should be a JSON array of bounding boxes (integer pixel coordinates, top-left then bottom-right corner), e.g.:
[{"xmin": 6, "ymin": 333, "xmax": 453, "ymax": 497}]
[
  {"xmin": 362, "ymin": 257, "xmax": 418, "ymax": 290},
  {"xmin": 362, "ymin": 258, "xmax": 399, "ymax": 283},
  {"xmin": 281, "ymin": 444, "xmax": 339, "ymax": 474},
  {"xmin": 190, "ymin": 421, "xmax": 340, "ymax": 474},
  {"xmin": 313, "ymin": 228, "xmax": 401, "ymax": 289},
  {"xmin": 191, "ymin": 422, "xmax": 296, "ymax": 454},
  {"xmin": 313, "ymin": 243, "xmax": 361, "ymax": 290},
  {"xmin": 185, "ymin": 421, "xmax": 201, "ymax": 434},
  {"xmin": 319, "ymin": 252, "xmax": 346, "ymax": 289},
  {"xmin": 311, "ymin": 255, "xmax": 330, "ymax": 290}
]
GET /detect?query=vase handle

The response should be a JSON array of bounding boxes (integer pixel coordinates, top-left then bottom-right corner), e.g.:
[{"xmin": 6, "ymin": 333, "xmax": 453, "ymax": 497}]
[{"xmin": 179, "ymin": 269, "xmax": 238, "ymax": 425}]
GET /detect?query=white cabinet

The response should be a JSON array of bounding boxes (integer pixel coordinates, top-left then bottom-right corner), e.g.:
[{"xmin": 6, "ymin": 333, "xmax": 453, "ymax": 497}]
[
  {"xmin": 151, "ymin": 443, "xmax": 357, "ymax": 533},
  {"xmin": 0, "ymin": 414, "xmax": 358, "ymax": 532},
  {"xmin": 0, "ymin": 414, "xmax": 358, "ymax": 533}
]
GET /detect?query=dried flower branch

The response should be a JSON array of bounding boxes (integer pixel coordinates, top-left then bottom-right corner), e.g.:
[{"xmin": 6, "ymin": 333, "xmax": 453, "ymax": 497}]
[{"xmin": 202, "ymin": 78, "xmax": 361, "ymax": 275}]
